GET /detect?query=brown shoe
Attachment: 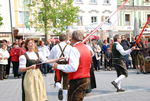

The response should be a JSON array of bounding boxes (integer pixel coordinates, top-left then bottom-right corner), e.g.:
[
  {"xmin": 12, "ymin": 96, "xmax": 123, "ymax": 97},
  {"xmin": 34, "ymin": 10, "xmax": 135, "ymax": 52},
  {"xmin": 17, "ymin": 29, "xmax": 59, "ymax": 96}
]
[
  {"xmin": 117, "ymin": 89, "xmax": 125, "ymax": 92},
  {"xmin": 111, "ymin": 81, "xmax": 119, "ymax": 90}
]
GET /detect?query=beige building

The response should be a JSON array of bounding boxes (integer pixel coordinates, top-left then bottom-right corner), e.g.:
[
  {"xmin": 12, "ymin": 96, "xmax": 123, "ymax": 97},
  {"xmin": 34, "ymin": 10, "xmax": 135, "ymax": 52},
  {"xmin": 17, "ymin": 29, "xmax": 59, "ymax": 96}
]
[
  {"xmin": 117, "ymin": 0, "xmax": 150, "ymax": 39},
  {"xmin": 0, "ymin": 0, "xmax": 12, "ymax": 41}
]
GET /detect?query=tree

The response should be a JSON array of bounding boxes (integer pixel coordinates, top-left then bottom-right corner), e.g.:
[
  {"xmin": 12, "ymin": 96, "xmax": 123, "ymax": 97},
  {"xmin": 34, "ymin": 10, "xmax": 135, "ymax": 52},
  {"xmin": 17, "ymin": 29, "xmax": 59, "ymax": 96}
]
[
  {"xmin": 0, "ymin": 4, "xmax": 3, "ymax": 26},
  {"xmin": 51, "ymin": 0, "xmax": 79, "ymax": 35},
  {"xmin": 27, "ymin": 0, "xmax": 79, "ymax": 41},
  {"xmin": 0, "ymin": 15, "xmax": 3, "ymax": 26}
]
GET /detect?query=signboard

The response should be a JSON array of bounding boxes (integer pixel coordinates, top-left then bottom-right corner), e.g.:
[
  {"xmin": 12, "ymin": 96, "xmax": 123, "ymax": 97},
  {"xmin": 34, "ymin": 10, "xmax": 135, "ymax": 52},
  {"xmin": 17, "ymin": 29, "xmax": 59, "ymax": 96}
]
[{"xmin": 0, "ymin": 0, "xmax": 11, "ymax": 33}]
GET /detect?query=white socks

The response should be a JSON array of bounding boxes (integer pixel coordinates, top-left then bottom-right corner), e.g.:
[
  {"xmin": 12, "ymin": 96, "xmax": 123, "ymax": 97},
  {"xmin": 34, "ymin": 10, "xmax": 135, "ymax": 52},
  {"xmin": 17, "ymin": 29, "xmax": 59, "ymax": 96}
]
[
  {"xmin": 55, "ymin": 82, "xmax": 62, "ymax": 89},
  {"xmin": 55, "ymin": 82, "xmax": 68, "ymax": 101},
  {"xmin": 114, "ymin": 75, "xmax": 125, "ymax": 83},
  {"xmin": 63, "ymin": 90, "xmax": 68, "ymax": 101},
  {"xmin": 118, "ymin": 81, "xmax": 121, "ymax": 89},
  {"xmin": 114, "ymin": 75, "xmax": 125, "ymax": 89}
]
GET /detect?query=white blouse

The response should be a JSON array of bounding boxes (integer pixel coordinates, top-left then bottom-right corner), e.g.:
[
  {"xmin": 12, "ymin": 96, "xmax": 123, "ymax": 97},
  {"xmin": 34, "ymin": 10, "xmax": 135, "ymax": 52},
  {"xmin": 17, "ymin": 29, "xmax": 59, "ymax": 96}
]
[
  {"xmin": 19, "ymin": 52, "xmax": 39, "ymax": 68},
  {"xmin": 0, "ymin": 48, "xmax": 10, "ymax": 65}
]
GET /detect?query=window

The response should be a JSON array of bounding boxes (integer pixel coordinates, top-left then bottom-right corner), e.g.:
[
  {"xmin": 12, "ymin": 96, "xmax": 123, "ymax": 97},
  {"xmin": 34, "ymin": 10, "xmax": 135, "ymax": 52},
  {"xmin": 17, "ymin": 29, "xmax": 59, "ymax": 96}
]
[
  {"xmin": 91, "ymin": 16, "xmax": 97, "ymax": 23},
  {"xmin": 104, "ymin": 0, "xmax": 110, "ymax": 4},
  {"xmin": 19, "ymin": 11, "xmax": 29, "ymax": 24},
  {"xmin": 77, "ymin": 16, "xmax": 83, "ymax": 26},
  {"xmin": 107, "ymin": 18, "xmax": 111, "ymax": 24},
  {"xmin": 19, "ymin": 0, "xmax": 31, "ymax": 7},
  {"xmin": 90, "ymin": 0, "xmax": 97, "ymax": 3},
  {"xmin": 76, "ymin": 0, "xmax": 82, "ymax": 2},
  {"xmin": 125, "ymin": 14, "xmax": 130, "ymax": 25},
  {"xmin": 101, "ymin": 16, "xmax": 110, "ymax": 24}
]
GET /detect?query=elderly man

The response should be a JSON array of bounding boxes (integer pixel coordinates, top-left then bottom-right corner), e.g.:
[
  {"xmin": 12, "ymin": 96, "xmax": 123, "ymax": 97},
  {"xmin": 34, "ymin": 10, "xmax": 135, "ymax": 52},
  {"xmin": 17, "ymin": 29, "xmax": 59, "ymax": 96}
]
[
  {"xmin": 53, "ymin": 30, "xmax": 92, "ymax": 101},
  {"xmin": 111, "ymin": 34, "xmax": 138, "ymax": 92}
]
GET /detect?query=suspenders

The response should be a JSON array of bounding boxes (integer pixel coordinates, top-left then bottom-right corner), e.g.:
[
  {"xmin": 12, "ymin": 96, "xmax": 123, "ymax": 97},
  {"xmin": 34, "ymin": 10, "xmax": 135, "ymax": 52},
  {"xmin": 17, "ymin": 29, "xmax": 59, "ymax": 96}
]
[{"xmin": 57, "ymin": 43, "xmax": 68, "ymax": 64}]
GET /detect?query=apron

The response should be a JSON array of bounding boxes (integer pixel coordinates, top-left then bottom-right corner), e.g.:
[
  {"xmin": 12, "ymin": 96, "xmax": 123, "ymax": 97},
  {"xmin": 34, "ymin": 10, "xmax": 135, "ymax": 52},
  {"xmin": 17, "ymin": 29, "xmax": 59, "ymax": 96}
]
[{"xmin": 22, "ymin": 53, "xmax": 48, "ymax": 101}]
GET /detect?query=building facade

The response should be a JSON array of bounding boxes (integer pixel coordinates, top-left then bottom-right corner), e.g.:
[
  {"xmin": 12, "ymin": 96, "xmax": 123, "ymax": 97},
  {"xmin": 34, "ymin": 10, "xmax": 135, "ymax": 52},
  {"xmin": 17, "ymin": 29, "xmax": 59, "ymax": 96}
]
[
  {"xmin": 0, "ymin": 0, "xmax": 12, "ymax": 41},
  {"xmin": 117, "ymin": 0, "xmax": 150, "ymax": 38},
  {"xmin": 0, "ymin": 0, "xmax": 117, "ymax": 41},
  {"xmin": 72, "ymin": 0, "xmax": 117, "ymax": 39},
  {"xmin": 2, "ymin": 0, "xmax": 150, "ymax": 41},
  {"xmin": 12, "ymin": 0, "xmax": 45, "ymax": 39}
]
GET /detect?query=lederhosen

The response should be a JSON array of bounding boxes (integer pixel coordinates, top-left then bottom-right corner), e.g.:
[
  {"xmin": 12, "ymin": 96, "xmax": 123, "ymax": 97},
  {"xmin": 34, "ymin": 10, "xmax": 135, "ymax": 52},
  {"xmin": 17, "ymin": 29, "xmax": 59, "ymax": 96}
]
[
  {"xmin": 67, "ymin": 43, "xmax": 91, "ymax": 101},
  {"xmin": 68, "ymin": 78, "xmax": 90, "ymax": 101},
  {"xmin": 22, "ymin": 52, "xmax": 47, "ymax": 101},
  {"xmin": 112, "ymin": 43, "xmax": 128, "ymax": 77},
  {"xmin": 54, "ymin": 44, "xmax": 69, "ymax": 90}
]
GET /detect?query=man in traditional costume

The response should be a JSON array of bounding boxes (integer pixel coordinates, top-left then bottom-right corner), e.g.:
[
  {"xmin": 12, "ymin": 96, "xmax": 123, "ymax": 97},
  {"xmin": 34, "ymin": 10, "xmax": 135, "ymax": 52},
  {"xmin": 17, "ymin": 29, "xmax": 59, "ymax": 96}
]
[
  {"xmin": 49, "ymin": 34, "xmax": 72, "ymax": 101},
  {"xmin": 111, "ymin": 34, "xmax": 137, "ymax": 92},
  {"xmin": 53, "ymin": 30, "xmax": 92, "ymax": 101}
]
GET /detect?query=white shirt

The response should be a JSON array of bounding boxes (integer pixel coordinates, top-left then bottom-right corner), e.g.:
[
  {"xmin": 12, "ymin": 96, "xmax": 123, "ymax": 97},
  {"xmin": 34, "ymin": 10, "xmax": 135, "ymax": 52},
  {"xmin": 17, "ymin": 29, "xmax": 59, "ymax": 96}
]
[
  {"xmin": 38, "ymin": 45, "xmax": 50, "ymax": 62},
  {"xmin": 0, "ymin": 48, "xmax": 10, "ymax": 65},
  {"xmin": 115, "ymin": 42, "xmax": 132, "ymax": 56},
  {"xmin": 19, "ymin": 52, "xmax": 40, "ymax": 68},
  {"xmin": 48, "ymin": 41, "xmax": 72, "ymax": 60},
  {"xmin": 57, "ymin": 42, "xmax": 91, "ymax": 73},
  {"xmin": 57, "ymin": 46, "xmax": 80, "ymax": 73}
]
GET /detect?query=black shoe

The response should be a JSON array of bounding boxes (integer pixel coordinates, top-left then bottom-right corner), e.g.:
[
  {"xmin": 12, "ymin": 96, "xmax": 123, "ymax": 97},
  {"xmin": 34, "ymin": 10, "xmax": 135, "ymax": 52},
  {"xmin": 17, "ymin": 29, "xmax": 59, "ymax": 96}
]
[
  {"xmin": 117, "ymin": 89, "xmax": 125, "ymax": 92},
  {"xmin": 143, "ymin": 72, "xmax": 147, "ymax": 74},
  {"xmin": 111, "ymin": 81, "xmax": 119, "ymax": 90},
  {"xmin": 3, "ymin": 76, "xmax": 7, "ymax": 79},
  {"xmin": 58, "ymin": 88, "xmax": 63, "ymax": 100}
]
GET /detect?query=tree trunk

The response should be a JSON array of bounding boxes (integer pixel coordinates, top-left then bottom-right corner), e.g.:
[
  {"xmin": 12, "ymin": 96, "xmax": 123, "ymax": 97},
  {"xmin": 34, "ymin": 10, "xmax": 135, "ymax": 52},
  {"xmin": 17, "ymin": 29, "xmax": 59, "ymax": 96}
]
[{"xmin": 44, "ymin": 19, "xmax": 48, "ymax": 42}]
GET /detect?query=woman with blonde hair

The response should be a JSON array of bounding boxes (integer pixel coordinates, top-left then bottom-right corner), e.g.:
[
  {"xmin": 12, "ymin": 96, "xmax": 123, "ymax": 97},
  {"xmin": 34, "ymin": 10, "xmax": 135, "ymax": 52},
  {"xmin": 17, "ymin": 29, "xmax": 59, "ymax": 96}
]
[{"xmin": 19, "ymin": 39, "xmax": 64, "ymax": 101}]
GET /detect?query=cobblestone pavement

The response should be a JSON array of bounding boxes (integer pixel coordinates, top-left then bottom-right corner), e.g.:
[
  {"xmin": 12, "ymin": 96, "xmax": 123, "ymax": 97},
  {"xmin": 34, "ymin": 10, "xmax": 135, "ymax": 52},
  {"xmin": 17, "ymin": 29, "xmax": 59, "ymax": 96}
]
[{"xmin": 0, "ymin": 69, "xmax": 150, "ymax": 101}]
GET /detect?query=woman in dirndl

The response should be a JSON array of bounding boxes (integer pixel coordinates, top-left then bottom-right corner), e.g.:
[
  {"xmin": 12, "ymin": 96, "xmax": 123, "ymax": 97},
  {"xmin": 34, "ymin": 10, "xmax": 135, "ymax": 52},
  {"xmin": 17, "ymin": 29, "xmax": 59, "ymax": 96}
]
[{"xmin": 19, "ymin": 39, "xmax": 63, "ymax": 101}]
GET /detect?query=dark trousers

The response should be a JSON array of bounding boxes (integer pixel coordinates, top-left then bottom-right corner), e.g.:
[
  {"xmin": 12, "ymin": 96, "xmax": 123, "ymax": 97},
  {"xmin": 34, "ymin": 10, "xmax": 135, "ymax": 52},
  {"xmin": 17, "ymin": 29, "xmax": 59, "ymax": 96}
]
[
  {"xmin": 6, "ymin": 57, "xmax": 11, "ymax": 75},
  {"xmin": 0, "ymin": 64, "xmax": 6, "ymax": 80},
  {"xmin": 90, "ymin": 64, "xmax": 96, "ymax": 89},
  {"xmin": 40, "ymin": 63, "xmax": 48, "ymax": 75},
  {"xmin": 92, "ymin": 56, "xmax": 100, "ymax": 71},
  {"xmin": 124, "ymin": 55, "xmax": 129, "ymax": 68},
  {"xmin": 131, "ymin": 54, "xmax": 136, "ymax": 69},
  {"xmin": 68, "ymin": 78, "xmax": 90, "ymax": 101},
  {"xmin": 104, "ymin": 59, "xmax": 112, "ymax": 69},
  {"xmin": 12, "ymin": 61, "xmax": 19, "ymax": 77}
]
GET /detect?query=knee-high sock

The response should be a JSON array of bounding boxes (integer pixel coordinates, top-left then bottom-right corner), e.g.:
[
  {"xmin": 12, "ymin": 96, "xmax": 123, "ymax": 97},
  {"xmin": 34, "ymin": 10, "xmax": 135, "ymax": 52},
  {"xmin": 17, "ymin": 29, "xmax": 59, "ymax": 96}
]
[
  {"xmin": 63, "ymin": 90, "xmax": 68, "ymax": 101},
  {"xmin": 55, "ymin": 82, "xmax": 62, "ymax": 89},
  {"xmin": 118, "ymin": 81, "xmax": 121, "ymax": 89},
  {"xmin": 114, "ymin": 75, "xmax": 125, "ymax": 83}
]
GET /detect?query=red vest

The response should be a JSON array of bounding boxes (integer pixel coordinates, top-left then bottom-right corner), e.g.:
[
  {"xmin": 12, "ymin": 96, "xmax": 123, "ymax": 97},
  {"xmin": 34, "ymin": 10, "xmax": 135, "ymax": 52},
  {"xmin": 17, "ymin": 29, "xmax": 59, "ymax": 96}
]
[{"xmin": 69, "ymin": 43, "xmax": 91, "ymax": 80}]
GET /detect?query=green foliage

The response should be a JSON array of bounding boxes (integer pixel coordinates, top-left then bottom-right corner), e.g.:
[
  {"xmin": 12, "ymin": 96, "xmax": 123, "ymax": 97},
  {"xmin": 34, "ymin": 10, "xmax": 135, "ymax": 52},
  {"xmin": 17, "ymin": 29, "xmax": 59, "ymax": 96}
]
[
  {"xmin": 0, "ymin": 15, "xmax": 3, "ymax": 26},
  {"xmin": 27, "ymin": 0, "xmax": 79, "ymax": 40}
]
